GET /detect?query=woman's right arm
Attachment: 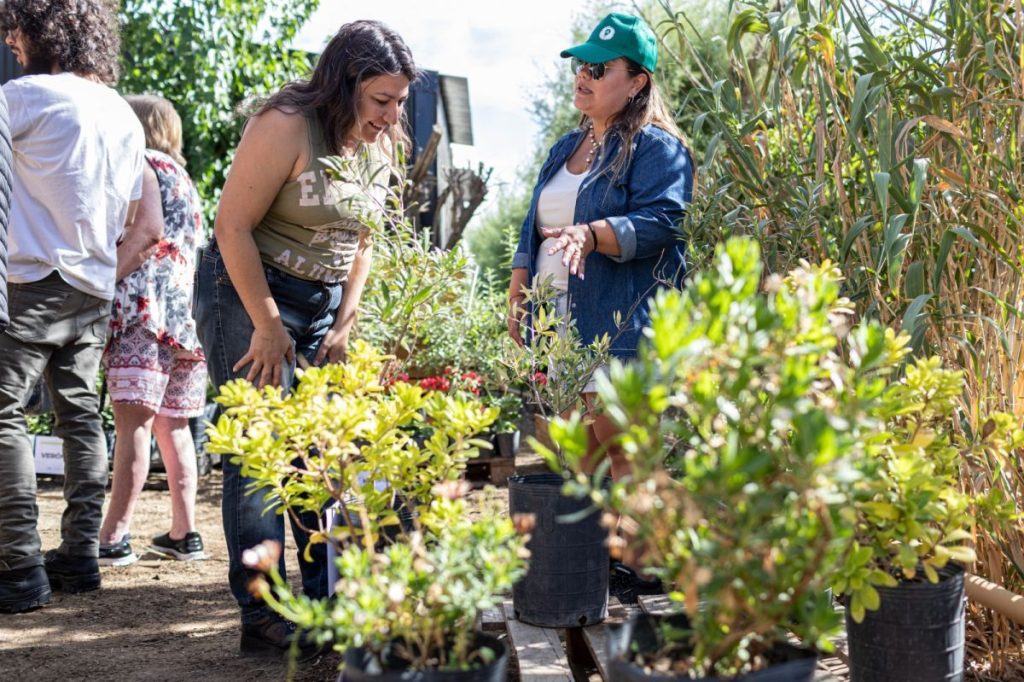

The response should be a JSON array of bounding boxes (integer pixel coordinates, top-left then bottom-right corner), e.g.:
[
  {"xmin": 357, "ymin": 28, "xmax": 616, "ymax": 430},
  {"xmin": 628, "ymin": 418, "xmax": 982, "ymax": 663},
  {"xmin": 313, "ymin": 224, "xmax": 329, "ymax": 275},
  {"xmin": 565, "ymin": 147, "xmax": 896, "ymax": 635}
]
[
  {"xmin": 507, "ymin": 136, "xmax": 577, "ymax": 342},
  {"xmin": 214, "ymin": 109, "xmax": 305, "ymax": 388},
  {"xmin": 507, "ymin": 266, "xmax": 529, "ymax": 345},
  {"xmin": 116, "ymin": 164, "xmax": 163, "ymax": 281}
]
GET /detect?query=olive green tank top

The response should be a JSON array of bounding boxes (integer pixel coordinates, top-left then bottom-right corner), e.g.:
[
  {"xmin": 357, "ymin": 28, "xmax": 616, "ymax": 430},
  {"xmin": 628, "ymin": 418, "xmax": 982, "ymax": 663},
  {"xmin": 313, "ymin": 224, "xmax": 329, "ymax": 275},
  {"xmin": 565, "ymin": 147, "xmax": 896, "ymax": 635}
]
[{"xmin": 252, "ymin": 116, "xmax": 390, "ymax": 283}]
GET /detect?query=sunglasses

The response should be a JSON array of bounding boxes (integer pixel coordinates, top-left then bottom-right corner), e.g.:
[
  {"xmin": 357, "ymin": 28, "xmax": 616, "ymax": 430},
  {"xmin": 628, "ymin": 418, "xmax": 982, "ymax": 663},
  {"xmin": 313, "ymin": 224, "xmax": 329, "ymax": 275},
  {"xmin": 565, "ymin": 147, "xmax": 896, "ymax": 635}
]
[{"xmin": 570, "ymin": 57, "xmax": 630, "ymax": 81}]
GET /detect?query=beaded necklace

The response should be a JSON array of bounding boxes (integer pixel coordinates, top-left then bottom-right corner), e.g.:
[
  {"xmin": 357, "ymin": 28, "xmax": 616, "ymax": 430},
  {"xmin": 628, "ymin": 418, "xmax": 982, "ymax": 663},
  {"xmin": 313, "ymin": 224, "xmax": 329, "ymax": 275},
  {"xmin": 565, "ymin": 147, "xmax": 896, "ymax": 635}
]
[{"xmin": 583, "ymin": 125, "xmax": 603, "ymax": 169}]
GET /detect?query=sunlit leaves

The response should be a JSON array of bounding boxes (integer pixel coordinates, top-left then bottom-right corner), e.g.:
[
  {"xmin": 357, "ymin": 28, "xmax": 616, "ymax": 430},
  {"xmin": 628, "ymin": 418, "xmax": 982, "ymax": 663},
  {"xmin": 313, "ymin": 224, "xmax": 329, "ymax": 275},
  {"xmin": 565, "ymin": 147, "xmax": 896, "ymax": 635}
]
[{"xmin": 206, "ymin": 340, "xmax": 528, "ymax": 669}]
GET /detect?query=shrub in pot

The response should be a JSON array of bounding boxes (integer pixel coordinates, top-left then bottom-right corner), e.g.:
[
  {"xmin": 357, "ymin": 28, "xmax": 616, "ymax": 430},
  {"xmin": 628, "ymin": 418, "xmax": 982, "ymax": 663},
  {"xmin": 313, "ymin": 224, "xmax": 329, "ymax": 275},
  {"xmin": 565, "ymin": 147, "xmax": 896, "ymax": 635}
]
[
  {"xmin": 245, "ymin": 494, "xmax": 528, "ymax": 681},
  {"xmin": 499, "ymin": 279, "xmax": 614, "ymax": 626},
  {"xmin": 499, "ymin": 278, "xmax": 610, "ymax": 433},
  {"xmin": 833, "ymin": 357, "xmax": 1023, "ymax": 682},
  {"xmin": 488, "ymin": 392, "xmax": 523, "ymax": 457},
  {"xmin": 547, "ymin": 238, "xmax": 908, "ymax": 678},
  {"xmin": 206, "ymin": 342, "xmax": 530, "ymax": 677}
]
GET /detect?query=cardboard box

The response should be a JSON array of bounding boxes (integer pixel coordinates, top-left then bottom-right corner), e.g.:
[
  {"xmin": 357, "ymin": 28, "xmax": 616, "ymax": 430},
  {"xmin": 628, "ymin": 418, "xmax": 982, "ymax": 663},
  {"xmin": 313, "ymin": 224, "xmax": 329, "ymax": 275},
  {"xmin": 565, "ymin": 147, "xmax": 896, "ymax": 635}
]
[{"xmin": 34, "ymin": 435, "xmax": 64, "ymax": 476}]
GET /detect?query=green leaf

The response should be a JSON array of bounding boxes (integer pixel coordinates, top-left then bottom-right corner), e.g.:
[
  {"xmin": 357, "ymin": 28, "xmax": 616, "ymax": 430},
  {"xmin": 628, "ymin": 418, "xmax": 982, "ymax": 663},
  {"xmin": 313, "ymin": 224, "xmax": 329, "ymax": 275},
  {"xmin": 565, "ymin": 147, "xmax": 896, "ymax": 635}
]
[
  {"xmin": 727, "ymin": 9, "xmax": 770, "ymax": 57},
  {"xmin": 904, "ymin": 261, "xmax": 926, "ymax": 299},
  {"xmin": 849, "ymin": 73, "xmax": 881, "ymax": 137},
  {"xmin": 850, "ymin": 594, "xmax": 866, "ymax": 624},
  {"xmin": 861, "ymin": 584, "xmax": 881, "ymax": 611},
  {"xmin": 945, "ymin": 545, "xmax": 977, "ymax": 564},
  {"xmin": 900, "ymin": 294, "xmax": 932, "ymax": 338},
  {"xmin": 851, "ymin": 14, "xmax": 888, "ymax": 69}
]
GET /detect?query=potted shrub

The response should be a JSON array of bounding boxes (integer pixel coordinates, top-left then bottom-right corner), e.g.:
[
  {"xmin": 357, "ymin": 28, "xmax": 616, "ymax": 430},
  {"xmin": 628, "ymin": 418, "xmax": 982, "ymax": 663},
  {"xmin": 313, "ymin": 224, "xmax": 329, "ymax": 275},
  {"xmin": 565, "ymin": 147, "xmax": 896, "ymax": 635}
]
[
  {"xmin": 498, "ymin": 280, "xmax": 614, "ymax": 627},
  {"xmin": 501, "ymin": 278, "xmax": 610, "ymax": 447},
  {"xmin": 488, "ymin": 392, "xmax": 523, "ymax": 457},
  {"xmin": 206, "ymin": 342, "xmax": 530, "ymax": 678},
  {"xmin": 547, "ymin": 238, "xmax": 909, "ymax": 679},
  {"xmin": 833, "ymin": 357, "xmax": 1022, "ymax": 682}
]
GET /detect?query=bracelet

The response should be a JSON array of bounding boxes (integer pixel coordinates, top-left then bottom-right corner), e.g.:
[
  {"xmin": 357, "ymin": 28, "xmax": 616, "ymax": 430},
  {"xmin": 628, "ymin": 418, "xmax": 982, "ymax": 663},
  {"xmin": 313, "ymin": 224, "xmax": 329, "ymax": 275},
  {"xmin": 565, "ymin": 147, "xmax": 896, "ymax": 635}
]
[{"xmin": 587, "ymin": 222, "xmax": 599, "ymax": 251}]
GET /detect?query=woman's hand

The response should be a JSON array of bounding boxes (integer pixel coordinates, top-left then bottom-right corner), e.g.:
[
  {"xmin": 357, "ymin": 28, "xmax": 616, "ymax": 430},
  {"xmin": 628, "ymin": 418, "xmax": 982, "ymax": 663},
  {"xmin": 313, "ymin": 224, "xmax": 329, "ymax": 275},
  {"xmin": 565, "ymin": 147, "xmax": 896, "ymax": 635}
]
[
  {"xmin": 314, "ymin": 326, "xmax": 350, "ymax": 365},
  {"xmin": 507, "ymin": 296, "xmax": 526, "ymax": 346},
  {"xmin": 540, "ymin": 223, "xmax": 596, "ymax": 278},
  {"xmin": 508, "ymin": 268, "xmax": 529, "ymax": 346},
  {"xmin": 233, "ymin": 322, "xmax": 295, "ymax": 388}
]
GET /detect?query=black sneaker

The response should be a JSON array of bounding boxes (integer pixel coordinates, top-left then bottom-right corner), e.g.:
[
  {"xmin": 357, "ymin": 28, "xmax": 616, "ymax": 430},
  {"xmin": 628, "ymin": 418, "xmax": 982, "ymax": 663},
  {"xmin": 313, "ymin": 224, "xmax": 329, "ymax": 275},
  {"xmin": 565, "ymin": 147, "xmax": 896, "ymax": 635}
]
[
  {"xmin": 609, "ymin": 560, "xmax": 664, "ymax": 605},
  {"xmin": 0, "ymin": 565, "xmax": 51, "ymax": 613},
  {"xmin": 240, "ymin": 615, "xmax": 325, "ymax": 662},
  {"xmin": 148, "ymin": 531, "xmax": 206, "ymax": 561},
  {"xmin": 44, "ymin": 549, "xmax": 101, "ymax": 593},
  {"xmin": 98, "ymin": 535, "xmax": 138, "ymax": 567}
]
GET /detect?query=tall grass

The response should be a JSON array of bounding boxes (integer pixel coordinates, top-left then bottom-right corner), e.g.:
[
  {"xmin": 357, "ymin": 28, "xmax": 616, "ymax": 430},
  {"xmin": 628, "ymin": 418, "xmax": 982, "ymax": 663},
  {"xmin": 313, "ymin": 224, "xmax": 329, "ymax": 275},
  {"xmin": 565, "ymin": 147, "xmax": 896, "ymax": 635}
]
[{"xmin": 641, "ymin": 0, "xmax": 1024, "ymax": 676}]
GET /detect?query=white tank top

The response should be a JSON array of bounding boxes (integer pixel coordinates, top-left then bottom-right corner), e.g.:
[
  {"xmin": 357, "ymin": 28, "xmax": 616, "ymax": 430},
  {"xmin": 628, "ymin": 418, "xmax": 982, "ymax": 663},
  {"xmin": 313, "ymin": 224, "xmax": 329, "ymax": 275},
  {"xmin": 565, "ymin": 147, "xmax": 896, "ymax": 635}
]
[{"xmin": 534, "ymin": 163, "xmax": 586, "ymax": 291}]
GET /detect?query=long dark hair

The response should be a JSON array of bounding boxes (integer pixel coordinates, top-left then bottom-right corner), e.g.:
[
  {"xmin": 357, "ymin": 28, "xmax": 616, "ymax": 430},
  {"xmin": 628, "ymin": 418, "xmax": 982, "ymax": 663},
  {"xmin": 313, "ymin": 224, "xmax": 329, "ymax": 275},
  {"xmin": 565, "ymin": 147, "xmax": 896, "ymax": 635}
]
[
  {"xmin": 0, "ymin": 0, "xmax": 120, "ymax": 83},
  {"xmin": 258, "ymin": 20, "xmax": 418, "ymax": 161},
  {"xmin": 580, "ymin": 59, "xmax": 691, "ymax": 183}
]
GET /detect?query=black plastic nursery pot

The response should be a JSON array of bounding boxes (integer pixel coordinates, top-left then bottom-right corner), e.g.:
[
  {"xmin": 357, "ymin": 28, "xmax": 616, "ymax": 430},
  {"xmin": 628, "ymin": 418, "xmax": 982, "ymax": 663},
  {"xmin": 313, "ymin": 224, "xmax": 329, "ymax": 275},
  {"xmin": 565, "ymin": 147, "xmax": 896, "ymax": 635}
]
[
  {"xmin": 508, "ymin": 473, "xmax": 609, "ymax": 627},
  {"xmin": 339, "ymin": 631, "xmax": 508, "ymax": 682},
  {"xmin": 495, "ymin": 430, "xmax": 519, "ymax": 458},
  {"xmin": 845, "ymin": 562, "xmax": 965, "ymax": 682},
  {"xmin": 606, "ymin": 613, "xmax": 818, "ymax": 682}
]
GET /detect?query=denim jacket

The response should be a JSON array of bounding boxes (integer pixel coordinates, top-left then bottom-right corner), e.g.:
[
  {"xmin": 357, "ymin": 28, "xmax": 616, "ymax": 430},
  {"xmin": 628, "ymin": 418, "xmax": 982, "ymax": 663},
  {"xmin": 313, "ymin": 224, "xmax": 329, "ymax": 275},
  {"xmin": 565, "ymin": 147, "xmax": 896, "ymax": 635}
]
[{"xmin": 512, "ymin": 124, "xmax": 694, "ymax": 359}]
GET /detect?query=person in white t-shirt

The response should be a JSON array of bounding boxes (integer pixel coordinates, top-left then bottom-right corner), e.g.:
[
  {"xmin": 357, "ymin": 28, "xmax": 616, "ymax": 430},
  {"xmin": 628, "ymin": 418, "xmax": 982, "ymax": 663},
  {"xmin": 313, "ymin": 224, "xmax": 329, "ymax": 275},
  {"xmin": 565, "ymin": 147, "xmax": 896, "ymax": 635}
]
[{"xmin": 0, "ymin": 0, "xmax": 147, "ymax": 615}]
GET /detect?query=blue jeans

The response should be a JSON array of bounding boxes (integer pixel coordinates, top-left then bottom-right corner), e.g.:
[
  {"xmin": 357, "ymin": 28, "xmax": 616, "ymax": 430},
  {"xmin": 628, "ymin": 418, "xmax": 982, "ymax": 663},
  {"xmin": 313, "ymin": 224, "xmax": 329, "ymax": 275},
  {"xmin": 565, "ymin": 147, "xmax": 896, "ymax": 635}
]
[{"xmin": 194, "ymin": 245, "xmax": 342, "ymax": 624}]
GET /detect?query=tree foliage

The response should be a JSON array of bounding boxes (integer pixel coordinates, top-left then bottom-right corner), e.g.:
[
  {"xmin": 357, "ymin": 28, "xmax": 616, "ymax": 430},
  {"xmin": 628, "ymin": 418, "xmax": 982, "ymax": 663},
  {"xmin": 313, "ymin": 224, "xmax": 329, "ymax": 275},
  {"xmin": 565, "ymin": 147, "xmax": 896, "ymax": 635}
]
[{"xmin": 119, "ymin": 0, "xmax": 321, "ymax": 222}]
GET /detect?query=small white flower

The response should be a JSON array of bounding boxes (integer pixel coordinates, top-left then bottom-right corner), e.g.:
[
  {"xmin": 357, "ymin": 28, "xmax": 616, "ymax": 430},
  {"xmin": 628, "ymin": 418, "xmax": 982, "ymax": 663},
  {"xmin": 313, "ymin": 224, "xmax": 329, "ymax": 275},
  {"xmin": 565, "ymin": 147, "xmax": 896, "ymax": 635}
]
[{"xmin": 387, "ymin": 582, "xmax": 405, "ymax": 603}]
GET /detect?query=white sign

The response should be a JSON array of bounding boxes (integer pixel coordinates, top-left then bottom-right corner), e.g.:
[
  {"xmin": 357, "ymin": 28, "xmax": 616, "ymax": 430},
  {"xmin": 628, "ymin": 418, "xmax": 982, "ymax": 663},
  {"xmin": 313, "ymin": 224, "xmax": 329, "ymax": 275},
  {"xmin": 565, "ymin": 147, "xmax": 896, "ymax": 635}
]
[{"xmin": 34, "ymin": 435, "xmax": 64, "ymax": 476}]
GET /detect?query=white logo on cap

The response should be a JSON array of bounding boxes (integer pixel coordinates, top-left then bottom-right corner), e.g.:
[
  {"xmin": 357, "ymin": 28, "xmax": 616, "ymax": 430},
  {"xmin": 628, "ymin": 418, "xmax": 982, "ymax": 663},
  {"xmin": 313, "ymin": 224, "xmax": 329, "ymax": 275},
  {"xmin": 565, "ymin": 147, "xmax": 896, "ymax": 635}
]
[{"xmin": 599, "ymin": 26, "xmax": 615, "ymax": 40}]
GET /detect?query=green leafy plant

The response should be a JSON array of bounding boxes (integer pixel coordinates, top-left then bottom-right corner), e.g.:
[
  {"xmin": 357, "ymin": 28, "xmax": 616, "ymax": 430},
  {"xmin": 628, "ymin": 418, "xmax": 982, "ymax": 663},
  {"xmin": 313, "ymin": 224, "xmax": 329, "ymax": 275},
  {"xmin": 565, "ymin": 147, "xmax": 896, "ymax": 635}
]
[
  {"xmin": 638, "ymin": 2, "xmax": 1024, "ymax": 667},
  {"xmin": 496, "ymin": 278, "xmax": 611, "ymax": 466},
  {"xmin": 205, "ymin": 341, "xmax": 529, "ymax": 671},
  {"xmin": 488, "ymin": 392, "xmax": 523, "ymax": 435},
  {"xmin": 546, "ymin": 238, "xmax": 909, "ymax": 676},
  {"xmin": 344, "ymin": 164, "xmax": 506, "ymax": 385},
  {"xmin": 250, "ymin": 494, "xmax": 528, "ymax": 671},
  {"xmin": 835, "ymin": 358, "xmax": 1024, "ymax": 622},
  {"xmin": 504, "ymin": 280, "xmax": 609, "ymax": 417}
]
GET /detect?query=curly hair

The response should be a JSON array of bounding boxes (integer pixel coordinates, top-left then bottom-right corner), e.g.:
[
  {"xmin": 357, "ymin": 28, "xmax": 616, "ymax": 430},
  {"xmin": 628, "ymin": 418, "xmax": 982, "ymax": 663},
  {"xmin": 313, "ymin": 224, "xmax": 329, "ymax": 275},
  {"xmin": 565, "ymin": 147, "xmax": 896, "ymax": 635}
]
[{"xmin": 0, "ymin": 0, "xmax": 121, "ymax": 83}]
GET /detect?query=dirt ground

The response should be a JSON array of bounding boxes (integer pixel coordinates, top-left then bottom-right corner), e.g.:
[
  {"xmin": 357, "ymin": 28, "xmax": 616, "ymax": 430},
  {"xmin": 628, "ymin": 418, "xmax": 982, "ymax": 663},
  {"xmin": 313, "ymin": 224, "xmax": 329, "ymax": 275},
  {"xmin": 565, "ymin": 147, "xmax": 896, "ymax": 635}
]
[
  {"xmin": 0, "ymin": 447, "xmax": 538, "ymax": 682},
  {"xmin": 0, "ymin": 470, "xmax": 350, "ymax": 682}
]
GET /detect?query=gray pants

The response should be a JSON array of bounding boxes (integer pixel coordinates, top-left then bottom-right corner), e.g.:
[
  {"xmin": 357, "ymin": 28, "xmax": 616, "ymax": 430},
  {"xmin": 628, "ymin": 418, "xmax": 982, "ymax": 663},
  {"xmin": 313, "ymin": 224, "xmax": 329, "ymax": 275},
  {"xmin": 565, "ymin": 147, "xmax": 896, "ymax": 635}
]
[{"xmin": 0, "ymin": 273, "xmax": 110, "ymax": 571}]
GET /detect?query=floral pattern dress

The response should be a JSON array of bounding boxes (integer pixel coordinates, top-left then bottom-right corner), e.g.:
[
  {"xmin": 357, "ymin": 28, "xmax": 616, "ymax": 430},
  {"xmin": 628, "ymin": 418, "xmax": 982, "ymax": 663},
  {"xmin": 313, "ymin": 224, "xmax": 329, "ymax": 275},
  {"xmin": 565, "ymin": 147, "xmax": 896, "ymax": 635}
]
[{"xmin": 110, "ymin": 150, "xmax": 205, "ymax": 356}]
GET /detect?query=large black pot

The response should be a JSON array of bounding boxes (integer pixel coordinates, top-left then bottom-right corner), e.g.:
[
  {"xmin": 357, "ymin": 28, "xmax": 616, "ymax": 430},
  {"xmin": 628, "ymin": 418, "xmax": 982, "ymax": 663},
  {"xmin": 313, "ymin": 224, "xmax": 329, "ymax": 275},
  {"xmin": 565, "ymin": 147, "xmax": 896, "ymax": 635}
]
[
  {"xmin": 846, "ymin": 563, "xmax": 965, "ymax": 682},
  {"xmin": 607, "ymin": 613, "xmax": 818, "ymax": 681},
  {"xmin": 340, "ymin": 631, "xmax": 508, "ymax": 682},
  {"xmin": 509, "ymin": 473, "xmax": 608, "ymax": 627}
]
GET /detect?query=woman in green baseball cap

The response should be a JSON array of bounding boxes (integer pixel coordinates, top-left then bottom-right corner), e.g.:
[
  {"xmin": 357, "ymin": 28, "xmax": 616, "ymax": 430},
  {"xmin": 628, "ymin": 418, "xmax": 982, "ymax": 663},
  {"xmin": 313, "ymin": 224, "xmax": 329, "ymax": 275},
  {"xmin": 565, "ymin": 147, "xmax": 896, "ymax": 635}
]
[{"xmin": 508, "ymin": 12, "xmax": 695, "ymax": 603}]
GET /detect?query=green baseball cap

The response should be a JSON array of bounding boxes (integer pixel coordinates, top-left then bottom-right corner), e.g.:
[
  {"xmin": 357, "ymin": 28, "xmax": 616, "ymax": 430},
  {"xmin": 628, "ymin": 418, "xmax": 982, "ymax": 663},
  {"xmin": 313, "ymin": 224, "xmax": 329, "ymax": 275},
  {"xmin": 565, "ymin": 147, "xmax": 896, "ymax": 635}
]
[{"xmin": 560, "ymin": 13, "xmax": 658, "ymax": 73}]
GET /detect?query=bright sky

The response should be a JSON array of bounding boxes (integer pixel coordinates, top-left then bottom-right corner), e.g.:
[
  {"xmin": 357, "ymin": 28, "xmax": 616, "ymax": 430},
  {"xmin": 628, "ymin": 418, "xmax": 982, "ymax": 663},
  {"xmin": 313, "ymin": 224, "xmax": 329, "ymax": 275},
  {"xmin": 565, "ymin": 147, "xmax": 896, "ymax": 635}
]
[{"xmin": 293, "ymin": 1, "xmax": 597, "ymax": 198}]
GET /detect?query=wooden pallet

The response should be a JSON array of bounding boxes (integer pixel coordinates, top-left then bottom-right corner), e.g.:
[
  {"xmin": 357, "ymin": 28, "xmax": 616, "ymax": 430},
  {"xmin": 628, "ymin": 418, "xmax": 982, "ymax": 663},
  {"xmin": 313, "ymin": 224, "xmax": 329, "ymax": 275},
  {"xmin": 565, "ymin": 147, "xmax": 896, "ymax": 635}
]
[
  {"xmin": 465, "ymin": 454, "xmax": 516, "ymax": 487},
  {"xmin": 497, "ymin": 594, "xmax": 851, "ymax": 681},
  {"xmin": 502, "ymin": 601, "xmax": 573, "ymax": 681}
]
